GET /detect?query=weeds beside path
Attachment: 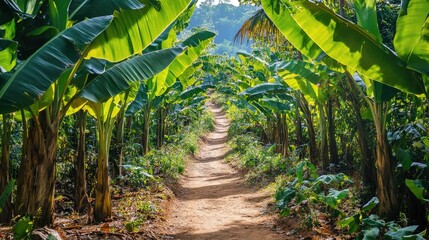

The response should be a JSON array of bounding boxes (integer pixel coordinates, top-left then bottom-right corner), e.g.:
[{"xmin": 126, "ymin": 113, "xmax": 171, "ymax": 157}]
[{"xmin": 158, "ymin": 103, "xmax": 287, "ymax": 240}]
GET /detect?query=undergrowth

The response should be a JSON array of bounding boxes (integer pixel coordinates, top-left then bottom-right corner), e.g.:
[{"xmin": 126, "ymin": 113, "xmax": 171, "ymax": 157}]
[
  {"xmin": 121, "ymin": 107, "xmax": 214, "ymax": 189},
  {"xmin": 220, "ymin": 96, "xmax": 428, "ymax": 239}
]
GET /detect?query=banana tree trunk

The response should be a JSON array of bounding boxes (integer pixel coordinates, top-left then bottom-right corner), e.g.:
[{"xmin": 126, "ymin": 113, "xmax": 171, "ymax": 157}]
[
  {"xmin": 276, "ymin": 113, "xmax": 289, "ymax": 157},
  {"xmin": 299, "ymin": 96, "xmax": 318, "ymax": 164},
  {"xmin": 16, "ymin": 110, "xmax": 58, "ymax": 227},
  {"xmin": 317, "ymin": 103, "xmax": 329, "ymax": 169},
  {"xmin": 94, "ymin": 116, "xmax": 114, "ymax": 222},
  {"xmin": 327, "ymin": 99, "xmax": 339, "ymax": 164},
  {"xmin": 0, "ymin": 114, "xmax": 12, "ymax": 223},
  {"xmin": 295, "ymin": 92, "xmax": 303, "ymax": 147},
  {"xmin": 156, "ymin": 107, "xmax": 166, "ymax": 149},
  {"xmin": 75, "ymin": 110, "xmax": 89, "ymax": 213},
  {"xmin": 142, "ymin": 104, "xmax": 151, "ymax": 156},
  {"xmin": 110, "ymin": 111, "xmax": 125, "ymax": 179},
  {"xmin": 345, "ymin": 74, "xmax": 376, "ymax": 190},
  {"xmin": 373, "ymin": 101, "xmax": 398, "ymax": 219}
]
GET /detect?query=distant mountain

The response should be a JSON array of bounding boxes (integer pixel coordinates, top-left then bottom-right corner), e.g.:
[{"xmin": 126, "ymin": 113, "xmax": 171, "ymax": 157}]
[{"xmin": 186, "ymin": 3, "xmax": 257, "ymax": 55}]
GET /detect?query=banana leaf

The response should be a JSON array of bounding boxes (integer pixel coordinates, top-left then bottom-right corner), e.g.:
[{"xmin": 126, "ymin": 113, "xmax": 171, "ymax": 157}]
[
  {"xmin": 0, "ymin": 39, "xmax": 17, "ymax": 72},
  {"xmin": 0, "ymin": 16, "xmax": 113, "ymax": 114},
  {"xmin": 86, "ymin": 0, "xmax": 192, "ymax": 62},
  {"xmin": 289, "ymin": 0, "xmax": 424, "ymax": 94},
  {"xmin": 261, "ymin": 0, "xmax": 342, "ymax": 71},
  {"xmin": 79, "ymin": 47, "xmax": 185, "ymax": 103},
  {"xmin": 163, "ymin": 31, "xmax": 215, "ymax": 88},
  {"xmin": 180, "ymin": 84, "xmax": 213, "ymax": 99},
  {"xmin": 69, "ymin": 0, "xmax": 145, "ymax": 20},
  {"xmin": 394, "ymin": 0, "xmax": 429, "ymax": 75}
]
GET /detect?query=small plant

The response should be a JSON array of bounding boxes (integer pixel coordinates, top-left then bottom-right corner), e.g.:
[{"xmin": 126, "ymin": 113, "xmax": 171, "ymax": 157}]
[
  {"xmin": 124, "ymin": 219, "xmax": 142, "ymax": 232},
  {"xmin": 12, "ymin": 216, "xmax": 33, "ymax": 240},
  {"xmin": 275, "ymin": 160, "xmax": 353, "ymax": 228},
  {"xmin": 338, "ymin": 197, "xmax": 427, "ymax": 239},
  {"xmin": 137, "ymin": 200, "xmax": 158, "ymax": 219}
]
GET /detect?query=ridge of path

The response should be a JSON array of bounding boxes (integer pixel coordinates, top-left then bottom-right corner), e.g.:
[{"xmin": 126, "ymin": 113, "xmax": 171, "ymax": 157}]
[{"xmin": 160, "ymin": 103, "xmax": 286, "ymax": 240}]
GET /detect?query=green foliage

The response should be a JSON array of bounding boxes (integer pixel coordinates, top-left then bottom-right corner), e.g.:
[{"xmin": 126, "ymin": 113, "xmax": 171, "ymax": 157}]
[
  {"xmin": 12, "ymin": 216, "xmax": 33, "ymax": 240},
  {"xmin": 122, "ymin": 107, "xmax": 214, "ymax": 184},
  {"xmin": 338, "ymin": 197, "xmax": 427, "ymax": 239},
  {"xmin": 0, "ymin": 179, "xmax": 14, "ymax": 213},
  {"xmin": 275, "ymin": 160, "xmax": 353, "ymax": 228}
]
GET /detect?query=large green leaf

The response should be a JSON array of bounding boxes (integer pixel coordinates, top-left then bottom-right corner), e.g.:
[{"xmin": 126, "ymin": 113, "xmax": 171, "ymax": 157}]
[
  {"xmin": 125, "ymin": 83, "xmax": 148, "ymax": 116},
  {"xmin": 86, "ymin": 0, "xmax": 192, "ymax": 62},
  {"xmin": 48, "ymin": 0, "xmax": 71, "ymax": 31},
  {"xmin": 69, "ymin": 0, "xmax": 145, "ymax": 20},
  {"xmin": 164, "ymin": 31, "xmax": 215, "ymax": 87},
  {"xmin": 261, "ymin": 0, "xmax": 324, "ymax": 60},
  {"xmin": 240, "ymin": 82, "xmax": 289, "ymax": 96},
  {"xmin": 180, "ymin": 84, "xmax": 212, "ymax": 99},
  {"xmin": 354, "ymin": 0, "xmax": 382, "ymax": 42},
  {"xmin": 276, "ymin": 60, "xmax": 326, "ymax": 101},
  {"xmin": 353, "ymin": 0, "xmax": 399, "ymax": 102},
  {"xmin": 237, "ymin": 52, "xmax": 271, "ymax": 79},
  {"xmin": 405, "ymin": 178, "xmax": 429, "ymax": 202},
  {"xmin": 261, "ymin": 0, "xmax": 342, "ymax": 71},
  {"xmin": 79, "ymin": 48, "xmax": 185, "ymax": 103},
  {"xmin": 0, "ymin": 39, "xmax": 17, "ymax": 72},
  {"xmin": 0, "ymin": 179, "xmax": 14, "ymax": 212},
  {"xmin": 178, "ymin": 62, "xmax": 203, "ymax": 89},
  {"xmin": 394, "ymin": 0, "xmax": 429, "ymax": 75},
  {"xmin": 0, "ymin": 16, "xmax": 113, "ymax": 114},
  {"xmin": 289, "ymin": 0, "xmax": 424, "ymax": 94}
]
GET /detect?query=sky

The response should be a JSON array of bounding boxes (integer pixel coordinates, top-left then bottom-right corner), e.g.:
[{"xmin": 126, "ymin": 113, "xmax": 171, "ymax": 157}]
[{"xmin": 197, "ymin": 0, "xmax": 240, "ymax": 6}]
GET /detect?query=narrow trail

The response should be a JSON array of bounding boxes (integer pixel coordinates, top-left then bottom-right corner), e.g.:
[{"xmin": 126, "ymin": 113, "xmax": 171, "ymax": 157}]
[{"xmin": 160, "ymin": 103, "xmax": 285, "ymax": 240}]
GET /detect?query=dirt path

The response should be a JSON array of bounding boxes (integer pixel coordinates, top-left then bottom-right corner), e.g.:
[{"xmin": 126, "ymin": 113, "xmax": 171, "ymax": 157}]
[{"xmin": 160, "ymin": 103, "xmax": 285, "ymax": 240}]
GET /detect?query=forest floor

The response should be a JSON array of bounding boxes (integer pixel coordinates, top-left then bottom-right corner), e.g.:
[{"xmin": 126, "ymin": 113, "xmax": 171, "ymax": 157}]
[{"xmin": 154, "ymin": 103, "xmax": 288, "ymax": 240}]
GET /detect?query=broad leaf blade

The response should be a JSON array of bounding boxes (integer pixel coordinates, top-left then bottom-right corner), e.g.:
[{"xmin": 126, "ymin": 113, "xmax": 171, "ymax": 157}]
[
  {"xmin": 86, "ymin": 0, "xmax": 192, "ymax": 62},
  {"xmin": 0, "ymin": 39, "xmax": 17, "ymax": 72},
  {"xmin": 290, "ymin": 1, "xmax": 424, "ymax": 94},
  {"xmin": 394, "ymin": 0, "xmax": 429, "ymax": 75},
  {"xmin": 69, "ymin": 0, "xmax": 145, "ymax": 20},
  {"xmin": 0, "ymin": 16, "xmax": 113, "ymax": 114},
  {"xmin": 79, "ymin": 48, "xmax": 185, "ymax": 102}
]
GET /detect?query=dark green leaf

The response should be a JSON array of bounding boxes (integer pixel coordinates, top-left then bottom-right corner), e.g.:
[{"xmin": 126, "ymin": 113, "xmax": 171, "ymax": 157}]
[
  {"xmin": 0, "ymin": 179, "xmax": 14, "ymax": 212},
  {"xmin": 0, "ymin": 16, "xmax": 113, "ymax": 114},
  {"xmin": 362, "ymin": 197, "xmax": 379, "ymax": 212},
  {"xmin": 79, "ymin": 48, "xmax": 185, "ymax": 102}
]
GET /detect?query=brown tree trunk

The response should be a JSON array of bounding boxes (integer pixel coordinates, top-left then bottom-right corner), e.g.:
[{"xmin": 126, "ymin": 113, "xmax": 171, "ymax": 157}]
[
  {"xmin": 345, "ymin": 75, "xmax": 376, "ymax": 190},
  {"xmin": 277, "ymin": 113, "xmax": 289, "ymax": 157},
  {"xmin": 16, "ymin": 110, "xmax": 58, "ymax": 227},
  {"xmin": 75, "ymin": 110, "xmax": 89, "ymax": 213},
  {"xmin": 374, "ymin": 101, "xmax": 398, "ymax": 220},
  {"xmin": 94, "ymin": 117, "xmax": 113, "ymax": 222},
  {"xmin": 156, "ymin": 107, "xmax": 166, "ymax": 149},
  {"xmin": 0, "ymin": 114, "xmax": 12, "ymax": 224},
  {"xmin": 327, "ymin": 99, "xmax": 339, "ymax": 164},
  {"xmin": 142, "ymin": 108, "xmax": 151, "ymax": 156},
  {"xmin": 299, "ymin": 96, "xmax": 318, "ymax": 164},
  {"xmin": 318, "ymin": 103, "xmax": 329, "ymax": 169},
  {"xmin": 295, "ymin": 92, "xmax": 303, "ymax": 147}
]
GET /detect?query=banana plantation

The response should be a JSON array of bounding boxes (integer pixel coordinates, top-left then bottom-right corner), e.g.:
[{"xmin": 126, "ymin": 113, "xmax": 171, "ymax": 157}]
[{"xmin": 0, "ymin": 0, "xmax": 428, "ymax": 239}]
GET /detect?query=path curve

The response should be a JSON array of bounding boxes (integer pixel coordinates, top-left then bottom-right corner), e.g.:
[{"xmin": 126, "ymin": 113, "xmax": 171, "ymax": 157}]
[{"xmin": 160, "ymin": 103, "xmax": 285, "ymax": 240}]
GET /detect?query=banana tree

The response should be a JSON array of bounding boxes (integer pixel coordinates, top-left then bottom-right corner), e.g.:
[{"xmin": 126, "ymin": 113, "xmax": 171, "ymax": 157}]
[
  {"xmin": 125, "ymin": 31, "xmax": 216, "ymax": 155},
  {"xmin": 78, "ymin": 47, "xmax": 184, "ymax": 221},
  {"xmin": 0, "ymin": 0, "xmax": 192, "ymax": 226},
  {"xmin": 261, "ymin": 0, "xmax": 427, "ymax": 219},
  {"xmin": 275, "ymin": 59, "xmax": 334, "ymax": 166}
]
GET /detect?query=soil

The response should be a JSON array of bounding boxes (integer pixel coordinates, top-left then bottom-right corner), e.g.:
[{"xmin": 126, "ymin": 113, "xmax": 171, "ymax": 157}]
[{"xmin": 157, "ymin": 103, "xmax": 288, "ymax": 240}]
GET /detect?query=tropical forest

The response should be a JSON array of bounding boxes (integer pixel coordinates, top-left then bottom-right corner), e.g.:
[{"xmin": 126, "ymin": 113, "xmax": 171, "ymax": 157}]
[{"xmin": 0, "ymin": 0, "xmax": 428, "ymax": 239}]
